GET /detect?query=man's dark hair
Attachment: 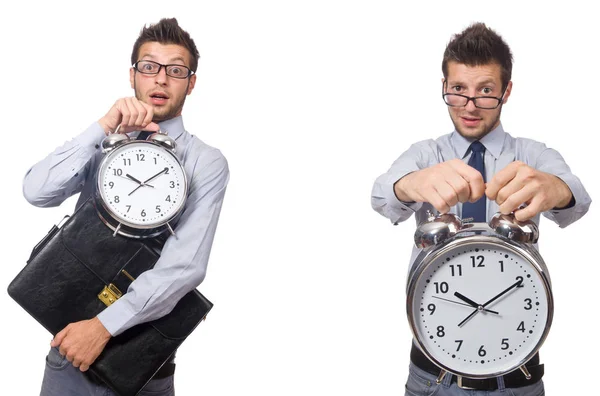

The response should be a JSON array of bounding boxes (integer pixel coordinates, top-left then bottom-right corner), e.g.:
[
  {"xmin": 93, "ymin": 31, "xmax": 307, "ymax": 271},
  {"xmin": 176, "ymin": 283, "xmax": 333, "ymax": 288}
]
[
  {"xmin": 442, "ymin": 23, "xmax": 513, "ymax": 90},
  {"xmin": 131, "ymin": 18, "xmax": 200, "ymax": 73}
]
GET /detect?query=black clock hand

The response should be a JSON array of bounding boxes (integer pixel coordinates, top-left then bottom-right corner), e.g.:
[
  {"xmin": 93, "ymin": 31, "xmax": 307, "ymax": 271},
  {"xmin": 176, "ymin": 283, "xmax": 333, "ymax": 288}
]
[
  {"xmin": 454, "ymin": 292, "xmax": 482, "ymax": 309},
  {"xmin": 142, "ymin": 167, "xmax": 169, "ymax": 184},
  {"xmin": 124, "ymin": 174, "xmax": 155, "ymax": 188},
  {"xmin": 125, "ymin": 173, "xmax": 143, "ymax": 185},
  {"xmin": 128, "ymin": 169, "xmax": 168, "ymax": 196},
  {"xmin": 128, "ymin": 185, "xmax": 144, "ymax": 196},
  {"xmin": 457, "ymin": 280, "xmax": 522, "ymax": 327},
  {"xmin": 458, "ymin": 310, "xmax": 479, "ymax": 327},
  {"xmin": 481, "ymin": 279, "xmax": 523, "ymax": 308},
  {"xmin": 433, "ymin": 296, "xmax": 498, "ymax": 314}
]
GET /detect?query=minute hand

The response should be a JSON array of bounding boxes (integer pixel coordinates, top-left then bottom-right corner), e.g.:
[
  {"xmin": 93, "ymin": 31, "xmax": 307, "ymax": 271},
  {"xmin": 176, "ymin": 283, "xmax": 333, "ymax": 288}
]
[
  {"xmin": 142, "ymin": 167, "xmax": 169, "ymax": 184},
  {"xmin": 128, "ymin": 168, "xmax": 169, "ymax": 196},
  {"xmin": 482, "ymin": 279, "xmax": 523, "ymax": 308}
]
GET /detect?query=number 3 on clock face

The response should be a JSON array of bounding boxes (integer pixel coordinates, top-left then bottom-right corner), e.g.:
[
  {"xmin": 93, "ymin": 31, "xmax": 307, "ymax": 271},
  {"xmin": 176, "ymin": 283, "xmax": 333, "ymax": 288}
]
[
  {"xmin": 407, "ymin": 239, "xmax": 552, "ymax": 378},
  {"xmin": 97, "ymin": 142, "xmax": 187, "ymax": 229}
]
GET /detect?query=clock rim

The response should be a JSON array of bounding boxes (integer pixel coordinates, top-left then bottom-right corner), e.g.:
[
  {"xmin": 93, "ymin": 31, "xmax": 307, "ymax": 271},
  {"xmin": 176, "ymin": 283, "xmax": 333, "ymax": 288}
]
[
  {"xmin": 95, "ymin": 140, "xmax": 188, "ymax": 234},
  {"xmin": 406, "ymin": 234, "xmax": 554, "ymax": 379}
]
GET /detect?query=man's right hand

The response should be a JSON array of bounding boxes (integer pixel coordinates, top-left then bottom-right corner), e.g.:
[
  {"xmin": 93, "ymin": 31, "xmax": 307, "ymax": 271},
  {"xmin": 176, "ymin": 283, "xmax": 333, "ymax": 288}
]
[
  {"xmin": 393, "ymin": 159, "xmax": 485, "ymax": 214},
  {"xmin": 98, "ymin": 97, "xmax": 160, "ymax": 135}
]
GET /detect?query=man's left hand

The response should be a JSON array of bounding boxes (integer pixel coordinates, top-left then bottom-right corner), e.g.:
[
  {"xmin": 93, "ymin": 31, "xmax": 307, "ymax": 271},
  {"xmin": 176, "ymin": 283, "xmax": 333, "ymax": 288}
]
[
  {"xmin": 51, "ymin": 317, "xmax": 111, "ymax": 372},
  {"xmin": 486, "ymin": 161, "xmax": 573, "ymax": 221}
]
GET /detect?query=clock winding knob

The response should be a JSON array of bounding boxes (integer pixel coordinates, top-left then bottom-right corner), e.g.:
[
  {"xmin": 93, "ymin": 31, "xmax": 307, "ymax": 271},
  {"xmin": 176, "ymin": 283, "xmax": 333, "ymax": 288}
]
[
  {"xmin": 488, "ymin": 212, "xmax": 539, "ymax": 244},
  {"xmin": 414, "ymin": 211, "xmax": 463, "ymax": 248}
]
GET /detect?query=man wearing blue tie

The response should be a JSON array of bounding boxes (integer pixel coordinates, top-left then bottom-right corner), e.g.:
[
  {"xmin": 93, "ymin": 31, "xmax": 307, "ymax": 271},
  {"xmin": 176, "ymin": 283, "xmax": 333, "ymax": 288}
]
[{"xmin": 371, "ymin": 22, "xmax": 591, "ymax": 395}]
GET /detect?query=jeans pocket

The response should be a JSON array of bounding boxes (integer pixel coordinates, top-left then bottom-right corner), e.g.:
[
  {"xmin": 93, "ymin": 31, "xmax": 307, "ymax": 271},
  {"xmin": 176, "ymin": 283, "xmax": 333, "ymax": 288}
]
[
  {"xmin": 139, "ymin": 376, "xmax": 175, "ymax": 395},
  {"xmin": 45, "ymin": 347, "xmax": 70, "ymax": 371},
  {"xmin": 405, "ymin": 365, "xmax": 440, "ymax": 396}
]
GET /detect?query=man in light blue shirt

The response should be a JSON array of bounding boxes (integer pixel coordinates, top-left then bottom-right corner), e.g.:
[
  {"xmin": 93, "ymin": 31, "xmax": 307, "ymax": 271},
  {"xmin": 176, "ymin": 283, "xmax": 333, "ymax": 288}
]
[
  {"xmin": 23, "ymin": 18, "xmax": 229, "ymax": 396},
  {"xmin": 372, "ymin": 23, "xmax": 591, "ymax": 395}
]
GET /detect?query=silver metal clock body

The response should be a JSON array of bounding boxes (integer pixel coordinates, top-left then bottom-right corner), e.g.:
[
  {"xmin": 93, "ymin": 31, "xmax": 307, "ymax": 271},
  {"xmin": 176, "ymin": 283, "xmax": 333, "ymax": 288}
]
[
  {"xmin": 95, "ymin": 130, "xmax": 188, "ymax": 239},
  {"xmin": 406, "ymin": 213, "xmax": 553, "ymax": 379}
]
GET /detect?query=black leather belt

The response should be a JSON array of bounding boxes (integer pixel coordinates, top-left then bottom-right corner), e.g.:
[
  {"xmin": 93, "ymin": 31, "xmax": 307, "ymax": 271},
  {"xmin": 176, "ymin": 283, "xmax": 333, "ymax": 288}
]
[{"xmin": 410, "ymin": 344, "xmax": 544, "ymax": 390}]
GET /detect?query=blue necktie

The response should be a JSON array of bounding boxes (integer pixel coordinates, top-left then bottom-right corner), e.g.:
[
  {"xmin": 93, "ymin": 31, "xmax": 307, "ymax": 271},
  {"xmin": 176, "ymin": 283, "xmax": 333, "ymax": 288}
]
[
  {"xmin": 136, "ymin": 131, "xmax": 153, "ymax": 140},
  {"xmin": 462, "ymin": 141, "xmax": 486, "ymax": 222}
]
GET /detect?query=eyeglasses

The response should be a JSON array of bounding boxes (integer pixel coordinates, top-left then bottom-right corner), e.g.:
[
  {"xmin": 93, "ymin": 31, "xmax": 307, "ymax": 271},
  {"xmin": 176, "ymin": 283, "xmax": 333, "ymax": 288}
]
[
  {"xmin": 133, "ymin": 60, "xmax": 194, "ymax": 79},
  {"xmin": 442, "ymin": 84, "xmax": 507, "ymax": 110}
]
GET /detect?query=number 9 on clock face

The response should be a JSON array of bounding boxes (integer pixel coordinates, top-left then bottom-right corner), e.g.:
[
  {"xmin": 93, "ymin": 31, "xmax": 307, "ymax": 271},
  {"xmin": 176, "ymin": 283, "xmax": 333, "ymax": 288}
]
[
  {"xmin": 407, "ymin": 238, "xmax": 553, "ymax": 378},
  {"xmin": 97, "ymin": 142, "xmax": 187, "ymax": 229}
]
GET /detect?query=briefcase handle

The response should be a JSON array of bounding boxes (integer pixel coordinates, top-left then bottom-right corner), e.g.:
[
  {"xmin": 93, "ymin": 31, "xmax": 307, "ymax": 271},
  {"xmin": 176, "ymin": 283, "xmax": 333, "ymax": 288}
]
[{"xmin": 28, "ymin": 215, "xmax": 70, "ymax": 262}]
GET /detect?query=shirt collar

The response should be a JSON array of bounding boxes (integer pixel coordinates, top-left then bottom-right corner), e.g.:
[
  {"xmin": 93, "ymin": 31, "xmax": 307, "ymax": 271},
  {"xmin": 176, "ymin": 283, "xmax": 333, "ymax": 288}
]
[
  {"xmin": 157, "ymin": 116, "xmax": 185, "ymax": 140},
  {"xmin": 451, "ymin": 123, "xmax": 506, "ymax": 160}
]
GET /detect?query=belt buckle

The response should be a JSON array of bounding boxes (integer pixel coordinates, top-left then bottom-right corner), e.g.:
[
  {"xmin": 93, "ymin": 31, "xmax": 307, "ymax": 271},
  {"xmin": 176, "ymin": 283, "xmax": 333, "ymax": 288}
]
[{"xmin": 457, "ymin": 376, "xmax": 477, "ymax": 390}]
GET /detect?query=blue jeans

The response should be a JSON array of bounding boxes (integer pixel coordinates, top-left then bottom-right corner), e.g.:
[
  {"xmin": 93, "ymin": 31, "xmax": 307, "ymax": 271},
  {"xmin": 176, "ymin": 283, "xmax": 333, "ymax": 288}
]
[
  {"xmin": 405, "ymin": 363, "xmax": 545, "ymax": 396},
  {"xmin": 40, "ymin": 347, "xmax": 175, "ymax": 396}
]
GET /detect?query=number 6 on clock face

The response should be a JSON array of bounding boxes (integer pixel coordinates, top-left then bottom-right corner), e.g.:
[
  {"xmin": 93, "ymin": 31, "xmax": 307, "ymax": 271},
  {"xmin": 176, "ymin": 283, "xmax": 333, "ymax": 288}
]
[
  {"xmin": 407, "ymin": 236, "xmax": 553, "ymax": 379},
  {"xmin": 96, "ymin": 138, "xmax": 188, "ymax": 238}
]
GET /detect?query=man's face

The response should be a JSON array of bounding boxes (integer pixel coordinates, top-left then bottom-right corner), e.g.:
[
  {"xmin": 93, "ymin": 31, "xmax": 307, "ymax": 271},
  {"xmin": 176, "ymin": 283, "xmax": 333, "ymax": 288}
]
[
  {"xmin": 130, "ymin": 42, "xmax": 196, "ymax": 122},
  {"xmin": 444, "ymin": 61, "xmax": 512, "ymax": 140}
]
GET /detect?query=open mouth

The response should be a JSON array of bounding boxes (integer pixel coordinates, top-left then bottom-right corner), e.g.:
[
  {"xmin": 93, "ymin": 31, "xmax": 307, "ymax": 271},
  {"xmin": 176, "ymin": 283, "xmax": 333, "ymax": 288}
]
[{"xmin": 149, "ymin": 92, "xmax": 169, "ymax": 105}]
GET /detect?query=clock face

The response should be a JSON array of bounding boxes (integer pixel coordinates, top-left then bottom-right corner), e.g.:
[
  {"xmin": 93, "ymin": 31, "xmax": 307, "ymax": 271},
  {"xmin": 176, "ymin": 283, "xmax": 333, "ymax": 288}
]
[
  {"xmin": 97, "ymin": 142, "xmax": 187, "ymax": 228},
  {"xmin": 408, "ymin": 238, "xmax": 552, "ymax": 378}
]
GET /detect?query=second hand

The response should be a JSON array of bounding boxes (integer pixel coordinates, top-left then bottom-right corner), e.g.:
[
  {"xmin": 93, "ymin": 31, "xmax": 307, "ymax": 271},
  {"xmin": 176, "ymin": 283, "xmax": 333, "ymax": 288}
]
[{"xmin": 432, "ymin": 296, "xmax": 499, "ymax": 314}]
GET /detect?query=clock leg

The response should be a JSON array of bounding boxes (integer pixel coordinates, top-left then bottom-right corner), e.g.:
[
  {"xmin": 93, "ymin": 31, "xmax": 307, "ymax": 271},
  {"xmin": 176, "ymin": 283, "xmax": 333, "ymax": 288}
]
[
  {"xmin": 436, "ymin": 370, "xmax": 447, "ymax": 384},
  {"xmin": 519, "ymin": 365, "xmax": 532, "ymax": 380},
  {"xmin": 167, "ymin": 222, "xmax": 177, "ymax": 238},
  {"xmin": 112, "ymin": 223, "xmax": 122, "ymax": 237}
]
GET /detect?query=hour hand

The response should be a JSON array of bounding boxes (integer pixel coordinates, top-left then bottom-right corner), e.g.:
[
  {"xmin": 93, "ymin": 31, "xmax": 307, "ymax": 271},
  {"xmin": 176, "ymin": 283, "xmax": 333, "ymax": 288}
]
[
  {"xmin": 453, "ymin": 292, "xmax": 498, "ymax": 314},
  {"xmin": 454, "ymin": 292, "xmax": 481, "ymax": 309},
  {"xmin": 125, "ymin": 174, "xmax": 154, "ymax": 193},
  {"xmin": 126, "ymin": 173, "xmax": 144, "ymax": 185}
]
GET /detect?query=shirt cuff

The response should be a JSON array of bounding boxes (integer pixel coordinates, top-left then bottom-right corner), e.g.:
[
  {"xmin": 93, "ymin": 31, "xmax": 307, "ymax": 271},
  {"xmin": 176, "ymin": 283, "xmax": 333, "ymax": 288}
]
[
  {"xmin": 552, "ymin": 194, "xmax": 575, "ymax": 210},
  {"xmin": 97, "ymin": 299, "xmax": 137, "ymax": 337},
  {"xmin": 385, "ymin": 178, "xmax": 422, "ymax": 224},
  {"xmin": 545, "ymin": 173, "xmax": 589, "ymax": 228}
]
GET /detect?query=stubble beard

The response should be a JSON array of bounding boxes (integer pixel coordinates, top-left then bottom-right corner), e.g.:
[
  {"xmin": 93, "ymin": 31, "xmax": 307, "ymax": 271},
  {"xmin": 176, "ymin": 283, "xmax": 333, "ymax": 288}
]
[
  {"xmin": 134, "ymin": 80, "xmax": 188, "ymax": 122},
  {"xmin": 450, "ymin": 106, "xmax": 503, "ymax": 140}
]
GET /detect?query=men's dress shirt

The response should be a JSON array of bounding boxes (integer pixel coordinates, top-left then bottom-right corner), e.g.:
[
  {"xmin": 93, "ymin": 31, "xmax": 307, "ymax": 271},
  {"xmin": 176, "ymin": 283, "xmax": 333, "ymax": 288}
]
[
  {"xmin": 371, "ymin": 124, "xmax": 591, "ymax": 266},
  {"xmin": 23, "ymin": 116, "xmax": 229, "ymax": 336}
]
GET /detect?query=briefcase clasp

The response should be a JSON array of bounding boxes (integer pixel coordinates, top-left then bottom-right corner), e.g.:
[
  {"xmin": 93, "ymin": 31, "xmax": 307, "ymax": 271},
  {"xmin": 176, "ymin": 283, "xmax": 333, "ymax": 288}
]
[{"xmin": 98, "ymin": 284, "xmax": 123, "ymax": 306}]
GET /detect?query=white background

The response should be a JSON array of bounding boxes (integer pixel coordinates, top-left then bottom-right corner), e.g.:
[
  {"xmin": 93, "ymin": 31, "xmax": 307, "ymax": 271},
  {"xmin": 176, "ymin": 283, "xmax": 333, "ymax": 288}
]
[{"xmin": 0, "ymin": 1, "xmax": 597, "ymax": 395}]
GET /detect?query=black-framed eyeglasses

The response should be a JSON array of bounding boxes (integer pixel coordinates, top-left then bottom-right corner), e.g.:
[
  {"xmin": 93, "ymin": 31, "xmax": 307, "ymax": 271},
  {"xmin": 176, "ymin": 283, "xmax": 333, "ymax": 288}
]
[
  {"xmin": 442, "ymin": 83, "xmax": 507, "ymax": 110},
  {"xmin": 133, "ymin": 60, "xmax": 194, "ymax": 79}
]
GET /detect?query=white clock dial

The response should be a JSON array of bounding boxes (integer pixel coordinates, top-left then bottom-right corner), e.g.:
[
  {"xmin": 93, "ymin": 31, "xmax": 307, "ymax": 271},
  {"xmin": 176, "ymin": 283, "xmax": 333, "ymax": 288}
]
[
  {"xmin": 97, "ymin": 142, "xmax": 187, "ymax": 228},
  {"xmin": 409, "ymin": 239, "xmax": 551, "ymax": 378}
]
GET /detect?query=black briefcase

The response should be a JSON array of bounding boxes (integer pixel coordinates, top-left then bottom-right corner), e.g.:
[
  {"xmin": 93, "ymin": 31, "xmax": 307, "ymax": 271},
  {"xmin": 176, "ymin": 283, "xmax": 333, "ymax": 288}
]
[{"xmin": 7, "ymin": 198, "xmax": 213, "ymax": 396}]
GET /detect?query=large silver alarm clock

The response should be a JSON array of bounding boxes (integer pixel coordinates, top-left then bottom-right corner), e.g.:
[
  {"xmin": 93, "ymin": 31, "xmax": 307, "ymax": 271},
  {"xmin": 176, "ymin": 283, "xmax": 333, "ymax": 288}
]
[
  {"xmin": 95, "ymin": 127, "xmax": 188, "ymax": 238},
  {"xmin": 406, "ymin": 212, "xmax": 553, "ymax": 382}
]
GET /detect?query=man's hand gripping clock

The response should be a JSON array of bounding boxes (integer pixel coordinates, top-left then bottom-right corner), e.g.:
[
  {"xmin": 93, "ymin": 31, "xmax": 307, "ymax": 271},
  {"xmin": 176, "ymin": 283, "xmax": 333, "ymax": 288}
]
[{"xmin": 395, "ymin": 159, "xmax": 573, "ymax": 221}]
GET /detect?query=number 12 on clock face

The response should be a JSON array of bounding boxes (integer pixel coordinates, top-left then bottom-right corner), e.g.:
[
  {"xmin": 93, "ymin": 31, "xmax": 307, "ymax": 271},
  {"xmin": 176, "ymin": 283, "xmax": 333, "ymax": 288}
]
[
  {"xmin": 98, "ymin": 142, "xmax": 187, "ymax": 229},
  {"xmin": 408, "ymin": 240, "xmax": 552, "ymax": 378}
]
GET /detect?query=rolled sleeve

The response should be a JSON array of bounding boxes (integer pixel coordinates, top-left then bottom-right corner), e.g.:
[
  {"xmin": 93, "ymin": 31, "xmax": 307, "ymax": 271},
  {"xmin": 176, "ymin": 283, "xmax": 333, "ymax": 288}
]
[
  {"xmin": 97, "ymin": 150, "xmax": 229, "ymax": 336},
  {"xmin": 543, "ymin": 172, "xmax": 591, "ymax": 228},
  {"xmin": 372, "ymin": 170, "xmax": 422, "ymax": 225},
  {"xmin": 535, "ymin": 146, "xmax": 592, "ymax": 228},
  {"xmin": 371, "ymin": 141, "xmax": 437, "ymax": 224}
]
